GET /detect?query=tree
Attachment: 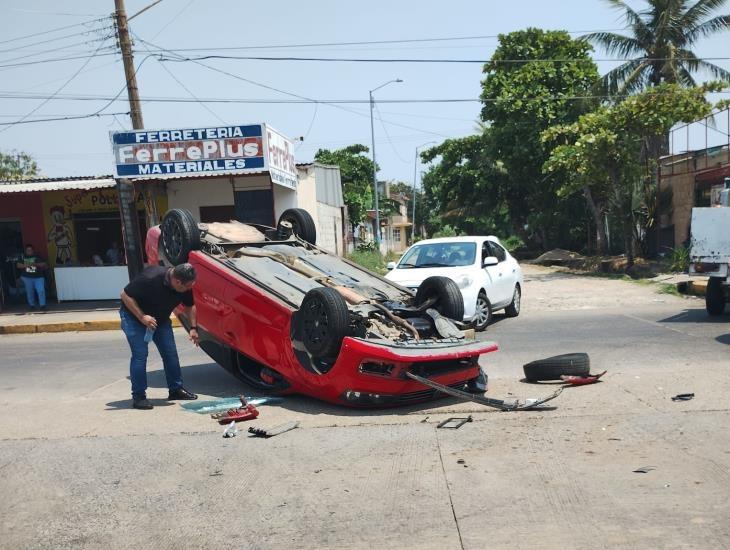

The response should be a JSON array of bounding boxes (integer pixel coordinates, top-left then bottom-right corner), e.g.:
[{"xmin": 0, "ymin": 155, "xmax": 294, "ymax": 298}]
[
  {"xmin": 584, "ymin": 0, "xmax": 730, "ymax": 95},
  {"xmin": 480, "ymin": 29, "xmax": 600, "ymax": 248},
  {"xmin": 314, "ymin": 145, "xmax": 374, "ymax": 233},
  {"xmin": 420, "ymin": 134, "xmax": 511, "ymax": 237},
  {"xmin": 543, "ymin": 83, "xmax": 717, "ymax": 267},
  {"xmin": 0, "ymin": 150, "xmax": 38, "ymax": 180}
]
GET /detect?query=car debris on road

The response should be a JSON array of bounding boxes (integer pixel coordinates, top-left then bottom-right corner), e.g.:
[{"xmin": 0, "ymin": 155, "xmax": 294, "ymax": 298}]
[
  {"xmin": 406, "ymin": 371, "xmax": 563, "ymax": 411},
  {"xmin": 249, "ymin": 421, "xmax": 300, "ymax": 438}
]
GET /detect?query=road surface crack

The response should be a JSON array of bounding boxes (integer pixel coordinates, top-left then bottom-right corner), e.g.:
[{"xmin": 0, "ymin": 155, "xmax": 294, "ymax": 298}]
[{"xmin": 435, "ymin": 428, "xmax": 465, "ymax": 550}]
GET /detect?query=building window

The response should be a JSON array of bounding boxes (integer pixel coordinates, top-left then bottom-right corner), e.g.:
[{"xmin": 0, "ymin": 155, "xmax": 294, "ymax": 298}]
[{"xmin": 393, "ymin": 228, "xmax": 401, "ymax": 242}]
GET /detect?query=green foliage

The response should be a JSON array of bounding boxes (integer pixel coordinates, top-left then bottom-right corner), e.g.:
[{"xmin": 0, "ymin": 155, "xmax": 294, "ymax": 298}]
[
  {"xmin": 315, "ymin": 145, "xmax": 374, "ymax": 230},
  {"xmin": 478, "ymin": 29, "xmax": 600, "ymax": 247},
  {"xmin": 667, "ymin": 245, "xmax": 690, "ymax": 272},
  {"xmin": 584, "ymin": 0, "xmax": 730, "ymax": 94},
  {"xmin": 501, "ymin": 235, "xmax": 525, "ymax": 252},
  {"xmin": 0, "ymin": 151, "xmax": 38, "ymax": 180},
  {"xmin": 356, "ymin": 240, "xmax": 377, "ymax": 252},
  {"xmin": 432, "ymin": 225, "xmax": 464, "ymax": 238},
  {"xmin": 346, "ymin": 250, "xmax": 399, "ymax": 275},
  {"xmin": 543, "ymin": 83, "xmax": 715, "ymax": 265},
  {"xmin": 421, "ymin": 134, "xmax": 511, "ymax": 237}
]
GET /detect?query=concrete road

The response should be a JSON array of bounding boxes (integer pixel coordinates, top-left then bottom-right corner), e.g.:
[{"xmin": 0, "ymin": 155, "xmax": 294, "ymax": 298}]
[{"xmin": 1, "ymin": 266, "xmax": 729, "ymax": 549}]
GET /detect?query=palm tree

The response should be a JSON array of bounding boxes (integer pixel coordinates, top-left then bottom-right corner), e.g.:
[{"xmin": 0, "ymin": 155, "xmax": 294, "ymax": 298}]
[{"xmin": 585, "ymin": 0, "xmax": 730, "ymax": 94}]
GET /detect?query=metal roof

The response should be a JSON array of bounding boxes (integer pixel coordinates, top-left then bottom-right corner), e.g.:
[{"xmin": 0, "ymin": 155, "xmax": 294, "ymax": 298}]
[{"xmin": 0, "ymin": 175, "xmax": 116, "ymax": 193}]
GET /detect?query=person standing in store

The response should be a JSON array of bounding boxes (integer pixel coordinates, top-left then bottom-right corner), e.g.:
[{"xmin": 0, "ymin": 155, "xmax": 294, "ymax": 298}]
[
  {"xmin": 16, "ymin": 244, "xmax": 47, "ymax": 311},
  {"xmin": 119, "ymin": 262, "xmax": 200, "ymax": 410}
]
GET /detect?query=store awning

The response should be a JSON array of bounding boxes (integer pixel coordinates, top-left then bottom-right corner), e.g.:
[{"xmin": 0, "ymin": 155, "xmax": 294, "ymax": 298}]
[{"xmin": 0, "ymin": 176, "xmax": 116, "ymax": 193}]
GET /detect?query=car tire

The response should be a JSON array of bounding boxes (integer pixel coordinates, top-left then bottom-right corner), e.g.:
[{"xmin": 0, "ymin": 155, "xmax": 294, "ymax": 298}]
[
  {"xmin": 523, "ymin": 353, "xmax": 590, "ymax": 382},
  {"xmin": 160, "ymin": 208, "xmax": 200, "ymax": 265},
  {"xmin": 277, "ymin": 208, "xmax": 317, "ymax": 245},
  {"xmin": 299, "ymin": 287, "xmax": 350, "ymax": 357},
  {"xmin": 706, "ymin": 277, "xmax": 726, "ymax": 316},
  {"xmin": 473, "ymin": 291, "xmax": 492, "ymax": 331},
  {"xmin": 504, "ymin": 284, "xmax": 521, "ymax": 317},
  {"xmin": 415, "ymin": 276, "xmax": 465, "ymax": 321}
]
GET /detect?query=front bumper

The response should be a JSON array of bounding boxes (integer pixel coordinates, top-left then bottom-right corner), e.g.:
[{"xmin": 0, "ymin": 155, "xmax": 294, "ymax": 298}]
[{"xmin": 303, "ymin": 337, "xmax": 498, "ymax": 406}]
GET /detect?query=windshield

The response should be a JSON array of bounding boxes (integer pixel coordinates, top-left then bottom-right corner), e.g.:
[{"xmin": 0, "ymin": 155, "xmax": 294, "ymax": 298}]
[{"xmin": 398, "ymin": 242, "xmax": 477, "ymax": 269}]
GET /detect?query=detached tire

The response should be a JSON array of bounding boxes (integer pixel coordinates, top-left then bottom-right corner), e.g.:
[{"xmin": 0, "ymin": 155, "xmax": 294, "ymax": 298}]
[
  {"xmin": 416, "ymin": 276, "xmax": 464, "ymax": 321},
  {"xmin": 299, "ymin": 287, "xmax": 349, "ymax": 357},
  {"xmin": 278, "ymin": 208, "xmax": 317, "ymax": 245},
  {"xmin": 523, "ymin": 353, "xmax": 590, "ymax": 382},
  {"xmin": 160, "ymin": 208, "xmax": 200, "ymax": 265},
  {"xmin": 706, "ymin": 277, "xmax": 726, "ymax": 316}
]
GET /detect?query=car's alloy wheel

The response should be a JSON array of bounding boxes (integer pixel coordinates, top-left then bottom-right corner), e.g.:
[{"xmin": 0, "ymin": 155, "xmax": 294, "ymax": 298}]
[
  {"xmin": 504, "ymin": 285, "xmax": 521, "ymax": 318},
  {"xmin": 473, "ymin": 292, "xmax": 492, "ymax": 331}
]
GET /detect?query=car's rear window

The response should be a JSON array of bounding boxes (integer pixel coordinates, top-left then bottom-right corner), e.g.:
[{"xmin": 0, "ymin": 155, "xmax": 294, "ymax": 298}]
[{"xmin": 398, "ymin": 242, "xmax": 476, "ymax": 268}]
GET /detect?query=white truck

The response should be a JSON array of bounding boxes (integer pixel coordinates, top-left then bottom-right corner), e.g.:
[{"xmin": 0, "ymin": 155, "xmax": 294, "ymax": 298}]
[{"xmin": 689, "ymin": 183, "xmax": 730, "ymax": 316}]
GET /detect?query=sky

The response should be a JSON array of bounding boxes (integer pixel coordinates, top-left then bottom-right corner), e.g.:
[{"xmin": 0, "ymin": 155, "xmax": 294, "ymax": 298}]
[{"xmin": 1, "ymin": 0, "xmax": 729, "ymax": 184}]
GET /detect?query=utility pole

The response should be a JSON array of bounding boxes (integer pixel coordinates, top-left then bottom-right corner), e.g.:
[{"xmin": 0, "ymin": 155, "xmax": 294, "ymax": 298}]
[{"xmin": 113, "ymin": 0, "xmax": 159, "ymax": 278}]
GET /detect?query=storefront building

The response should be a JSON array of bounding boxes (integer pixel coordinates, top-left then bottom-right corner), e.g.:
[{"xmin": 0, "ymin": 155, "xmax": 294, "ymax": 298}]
[{"xmin": 0, "ymin": 176, "xmax": 166, "ymax": 304}]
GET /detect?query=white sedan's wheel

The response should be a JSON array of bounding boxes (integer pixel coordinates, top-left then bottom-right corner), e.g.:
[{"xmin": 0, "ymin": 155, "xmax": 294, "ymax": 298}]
[
  {"xmin": 473, "ymin": 292, "xmax": 492, "ymax": 331},
  {"xmin": 505, "ymin": 285, "xmax": 521, "ymax": 318}
]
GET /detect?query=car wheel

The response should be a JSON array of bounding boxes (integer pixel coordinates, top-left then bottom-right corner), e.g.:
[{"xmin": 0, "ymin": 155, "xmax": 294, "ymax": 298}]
[
  {"xmin": 299, "ymin": 287, "xmax": 349, "ymax": 357},
  {"xmin": 504, "ymin": 284, "xmax": 521, "ymax": 317},
  {"xmin": 473, "ymin": 292, "xmax": 492, "ymax": 331},
  {"xmin": 415, "ymin": 276, "xmax": 465, "ymax": 321},
  {"xmin": 706, "ymin": 277, "xmax": 726, "ymax": 316},
  {"xmin": 523, "ymin": 353, "xmax": 590, "ymax": 382},
  {"xmin": 277, "ymin": 208, "xmax": 317, "ymax": 245},
  {"xmin": 160, "ymin": 208, "xmax": 200, "ymax": 265}
]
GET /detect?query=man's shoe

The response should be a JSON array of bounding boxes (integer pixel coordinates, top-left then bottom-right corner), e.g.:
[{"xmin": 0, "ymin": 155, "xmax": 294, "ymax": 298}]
[
  {"xmin": 40, "ymin": 305, "xmax": 47, "ymax": 312},
  {"xmin": 133, "ymin": 398, "xmax": 154, "ymax": 410},
  {"xmin": 168, "ymin": 388, "xmax": 198, "ymax": 400}
]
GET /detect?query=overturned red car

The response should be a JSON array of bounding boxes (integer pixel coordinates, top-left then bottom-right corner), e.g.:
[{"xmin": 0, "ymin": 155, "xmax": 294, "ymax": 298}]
[{"xmin": 146, "ymin": 208, "xmax": 498, "ymax": 406}]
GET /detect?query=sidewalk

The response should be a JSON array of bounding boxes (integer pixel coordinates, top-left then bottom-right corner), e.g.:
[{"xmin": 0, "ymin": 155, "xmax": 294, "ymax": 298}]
[{"xmin": 0, "ymin": 300, "xmax": 181, "ymax": 335}]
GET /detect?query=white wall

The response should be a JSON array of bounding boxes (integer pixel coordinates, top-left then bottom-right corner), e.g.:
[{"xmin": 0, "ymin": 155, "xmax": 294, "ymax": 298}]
[
  {"xmin": 317, "ymin": 203, "xmax": 343, "ymax": 255},
  {"xmin": 166, "ymin": 177, "xmax": 234, "ymax": 222}
]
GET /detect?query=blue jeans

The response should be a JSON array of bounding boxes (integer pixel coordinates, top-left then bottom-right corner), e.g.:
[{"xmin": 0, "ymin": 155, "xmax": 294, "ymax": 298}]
[
  {"xmin": 21, "ymin": 276, "xmax": 45, "ymax": 307},
  {"xmin": 120, "ymin": 309, "xmax": 183, "ymax": 400}
]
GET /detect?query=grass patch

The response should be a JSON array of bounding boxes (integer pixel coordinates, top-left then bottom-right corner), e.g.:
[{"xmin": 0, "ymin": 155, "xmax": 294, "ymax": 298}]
[
  {"xmin": 347, "ymin": 250, "xmax": 400, "ymax": 275},
  {"xmin": 656, "ymin": 283, "xmax": 681, "ymax": 296}
]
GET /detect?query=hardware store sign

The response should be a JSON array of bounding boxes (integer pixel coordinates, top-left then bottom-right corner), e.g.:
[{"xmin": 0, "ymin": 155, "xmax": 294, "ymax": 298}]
[{"xmin": 111, "ymin": 123, "xmax": 289, "ymax": 180}]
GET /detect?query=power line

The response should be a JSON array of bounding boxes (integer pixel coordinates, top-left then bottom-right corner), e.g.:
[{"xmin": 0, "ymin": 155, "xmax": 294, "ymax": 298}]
[
  {"xmin": 157, "ymin": 54, "xmax": 730, "ymax": 64},
  {"xmin": 0, "ymin": 34, "xmax": 115, "ymax": 66},
  {"xmin": 0, "ymin": 111, "xmax": 130, "ymax": 126},
  {"xmin": 0, "ymin": 52, "xmax": 118, "ymax": 70},
  {"xmin": 145, "ymin": 28, "xmax": 628, "ymax": 52},
  {"xmin": 0, "ymin": 16, "xmax": 110, "ymax": 45},
  {"xmin": 0, "ymin": 24, "xmax": 114, "ymax": 54},
  {"xmin": 0, "ymin": 37, "xmax": 113, "ymax": 134}
]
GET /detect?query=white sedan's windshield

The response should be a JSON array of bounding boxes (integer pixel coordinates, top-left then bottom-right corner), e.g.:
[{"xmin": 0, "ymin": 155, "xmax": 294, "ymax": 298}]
[{"xmin": 398, "ymin": 242, "xmax": 476, "ymax": 269}]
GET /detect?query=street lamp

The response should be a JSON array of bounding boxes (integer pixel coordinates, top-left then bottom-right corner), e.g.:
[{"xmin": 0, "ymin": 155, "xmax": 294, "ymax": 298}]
[
  {"xmin": 369, "ymin": 78, "xmax": 403, "ymax": 248},
  {"xmin": 412, "ymin": 141, "xmax": 435, "ymax": 243}
]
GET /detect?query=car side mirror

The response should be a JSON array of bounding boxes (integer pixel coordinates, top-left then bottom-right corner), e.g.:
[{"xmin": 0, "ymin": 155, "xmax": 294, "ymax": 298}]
[
  {"xmin": 483, "ymin": 256, "xmax": 498, "ymax": 267},
  {"xmin": 386, "ymin": 261, "xmax": 396, "ymax": 270}
]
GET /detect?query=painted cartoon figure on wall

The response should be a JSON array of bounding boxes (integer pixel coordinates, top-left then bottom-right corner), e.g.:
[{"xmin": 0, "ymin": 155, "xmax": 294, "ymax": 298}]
[{"xmin": 47, "ymin": 206, "xmax": 73, "ymax": 264}]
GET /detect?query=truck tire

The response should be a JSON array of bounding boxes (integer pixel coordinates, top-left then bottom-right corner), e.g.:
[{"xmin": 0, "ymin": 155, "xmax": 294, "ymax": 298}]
[
  {"xmin": 277, "ymin": 208, "xmax": 317, "ymax": 245},
  {"xmin": 160, "ymin": 208, "xmax": 201, "ymax": 265},
  {"xmin": 416, "ymin": 276, "xmax": 465, "ymax": 321},
  {"xmin": 299, "ymin": 287, "xmax": 349, "ymax": 357},
  {"xmin": 706, "ymin": 277, "xmax": 726, "ymax": 316},
  {"xmin": 523, "ymin": 353, "xmax": 590, "ymax": 382}
]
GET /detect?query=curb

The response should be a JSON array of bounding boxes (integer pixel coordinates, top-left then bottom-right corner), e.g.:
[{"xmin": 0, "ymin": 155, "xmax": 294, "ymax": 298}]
[
  {"xmin": 676, "ymin": 280, "xmax": 707, "ymax": 297},
  {"xmin": 0, "ymin": 317, "xmax": 182, "ymax": 335}
]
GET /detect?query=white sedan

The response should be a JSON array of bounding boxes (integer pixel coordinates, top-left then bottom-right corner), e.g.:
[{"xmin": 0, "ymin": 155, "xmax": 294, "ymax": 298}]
[{"xmin": 385, "ymin": 236, "xmax": 523, "ymax": 331}]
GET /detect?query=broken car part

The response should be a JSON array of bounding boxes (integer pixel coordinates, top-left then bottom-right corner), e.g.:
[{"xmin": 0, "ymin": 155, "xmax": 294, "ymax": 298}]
[
  {"xmin": 633, "ymin": 466, "xmax": 656, "ymax": 473},
  {"xmin": 671, "ymin": 393, "xmax": 695, "ymax": 401},
  {"xmin": 560, "ymin": 370, "xmax": 607, "ymax": 386},
  {"xmin": 405, "ymin": 372, "xmax": 563, "ymax": 411},
  {"xmin": 222, "ymin": 421, "xmax": 238, "ymax": 438},
  {"xmin": 248, "ymin": 421, "xmax": 300, "ymax": 438},
  {"xmin": 437, "ymin": 416, "xmax": 473, "ymax": 429},
  {"xmin": 523, "ymin": 353, "xmax": 591, "ymax": 382},
  {"xmin": 210, "ymin": 396, "xmax": 260, "ymax": 424}
]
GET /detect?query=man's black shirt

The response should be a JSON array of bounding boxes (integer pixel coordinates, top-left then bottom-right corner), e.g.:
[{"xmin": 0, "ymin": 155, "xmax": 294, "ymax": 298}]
[{"xmin": 121, "ymin": 266, "xmax": 194, "ymax": 325}]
